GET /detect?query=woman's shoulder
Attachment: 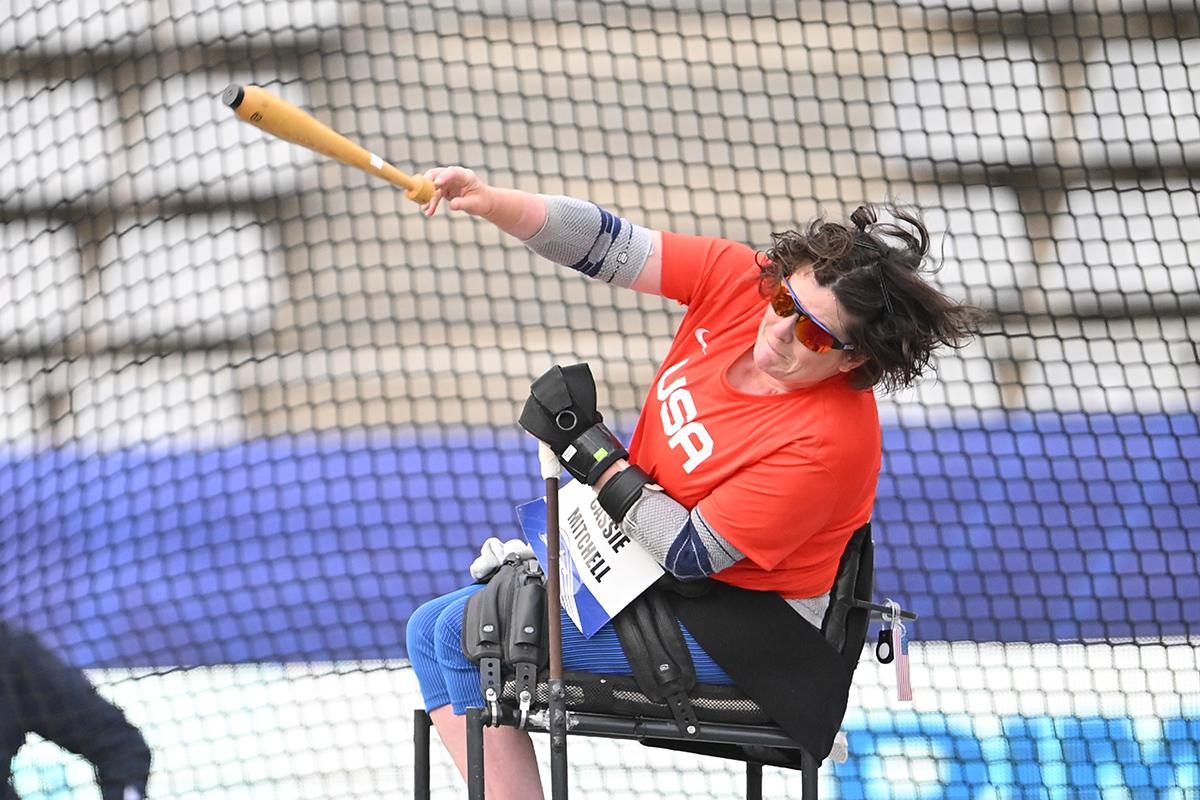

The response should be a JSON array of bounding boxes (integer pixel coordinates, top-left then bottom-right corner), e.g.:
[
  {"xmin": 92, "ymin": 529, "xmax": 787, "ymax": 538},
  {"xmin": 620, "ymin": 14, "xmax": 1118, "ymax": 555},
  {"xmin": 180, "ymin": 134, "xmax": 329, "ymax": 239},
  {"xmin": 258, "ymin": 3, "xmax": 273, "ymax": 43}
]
[{"xmin": 660, "ymin": 231, "xmax": 761, "ymax": 307}]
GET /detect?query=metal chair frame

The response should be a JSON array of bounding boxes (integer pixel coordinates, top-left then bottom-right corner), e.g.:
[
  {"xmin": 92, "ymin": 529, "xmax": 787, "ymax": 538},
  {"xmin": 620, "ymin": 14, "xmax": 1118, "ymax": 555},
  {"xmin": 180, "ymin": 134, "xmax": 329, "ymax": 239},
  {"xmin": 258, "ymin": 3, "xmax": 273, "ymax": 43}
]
[
  {"xmin": 412, "ymin": 591, "xmax": 914, "ymax": 800},
  {"xmin": 414, "ymin": 703, "xmax": 818, "ymax": 800},
  {"xmin": 412, "ymin": 451, "xmax": 915, "ymax": 799}
]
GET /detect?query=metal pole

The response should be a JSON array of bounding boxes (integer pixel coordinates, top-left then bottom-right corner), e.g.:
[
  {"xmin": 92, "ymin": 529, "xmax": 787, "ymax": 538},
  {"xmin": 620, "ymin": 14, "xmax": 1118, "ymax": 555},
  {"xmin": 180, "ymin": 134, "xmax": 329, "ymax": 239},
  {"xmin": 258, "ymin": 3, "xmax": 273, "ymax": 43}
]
[
  {"xmin": 745, "ymin": 762, "xmax": 762, "ymax": 800},
  {"xmin": 466, "ymin": 707, "xmax": 486, "ymax": 800},
  {"xmin": 800, "ymin": 749, "xmax": 819, "ymax": 799},
  {"xmin": 540, "ymin": 443, "xmax": 569, "ymax": 799},
  {"xmin": 413, "ymin": 710, "xmax": 431, "ymax": 800}
]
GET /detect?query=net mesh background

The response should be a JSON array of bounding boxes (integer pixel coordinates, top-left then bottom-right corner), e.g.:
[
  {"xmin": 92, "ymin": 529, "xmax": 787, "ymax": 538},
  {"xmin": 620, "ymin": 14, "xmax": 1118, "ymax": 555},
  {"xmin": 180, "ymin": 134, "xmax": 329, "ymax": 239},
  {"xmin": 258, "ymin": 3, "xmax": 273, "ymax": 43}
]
[{"xmin": 1, "ymin": 1, "xmax": 1198, "ymax": 797}]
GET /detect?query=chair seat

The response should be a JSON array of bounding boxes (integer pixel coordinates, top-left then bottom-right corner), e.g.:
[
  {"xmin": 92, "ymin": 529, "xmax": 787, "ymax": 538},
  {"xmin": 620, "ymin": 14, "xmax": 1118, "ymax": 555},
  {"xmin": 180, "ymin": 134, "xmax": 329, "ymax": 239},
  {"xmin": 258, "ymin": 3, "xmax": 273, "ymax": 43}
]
[
  {"xmin": 501, "ymin": 671, "xmax": 774, "ymax": 727},
  {"xmin": 495, "ymin": 671, "xmax": 819, "ymax": 774}
]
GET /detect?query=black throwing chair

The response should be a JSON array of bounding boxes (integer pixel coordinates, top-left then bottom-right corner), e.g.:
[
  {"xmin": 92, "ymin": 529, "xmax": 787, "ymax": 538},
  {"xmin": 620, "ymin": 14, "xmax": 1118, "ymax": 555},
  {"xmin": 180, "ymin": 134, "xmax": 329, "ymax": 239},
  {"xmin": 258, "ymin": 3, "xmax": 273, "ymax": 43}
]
[{"xmin": 412, "ymin": 524, "xmax": 916, "ymax": 799}]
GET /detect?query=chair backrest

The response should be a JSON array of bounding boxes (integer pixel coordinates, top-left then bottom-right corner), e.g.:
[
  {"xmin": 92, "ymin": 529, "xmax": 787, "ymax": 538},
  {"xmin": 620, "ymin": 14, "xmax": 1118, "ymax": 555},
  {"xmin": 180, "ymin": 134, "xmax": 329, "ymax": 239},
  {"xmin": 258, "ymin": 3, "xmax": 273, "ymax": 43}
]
[{"xmin": 819, "ymin": 523, "xmax": 875, "ymax": 660}]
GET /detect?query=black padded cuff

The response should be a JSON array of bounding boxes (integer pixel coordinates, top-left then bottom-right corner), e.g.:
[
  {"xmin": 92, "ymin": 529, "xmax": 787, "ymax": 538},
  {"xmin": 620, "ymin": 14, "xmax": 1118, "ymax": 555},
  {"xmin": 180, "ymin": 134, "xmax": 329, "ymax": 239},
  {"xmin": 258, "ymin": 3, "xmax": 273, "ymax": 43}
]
[
  {"xmin": 596, "ymin": 464, "xmax": 652, "ymax": 524},
  {"xmin": 561, "ymin": 422, "xmax": 629, "ymax": 484}
]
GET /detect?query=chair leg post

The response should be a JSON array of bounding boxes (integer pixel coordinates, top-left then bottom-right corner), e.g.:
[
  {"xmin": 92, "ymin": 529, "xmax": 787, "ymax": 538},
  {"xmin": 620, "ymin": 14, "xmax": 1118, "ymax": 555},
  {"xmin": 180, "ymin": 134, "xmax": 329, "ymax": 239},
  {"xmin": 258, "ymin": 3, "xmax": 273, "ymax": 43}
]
[
  {"xmin": 548, "ymin": 678, "xmax": 570, "ymax": 799},
  {"xmin": 745, "ymin": 762, "xmax": 762, "ymax": 800},
  {"xmin": 800, "ymin": 750, "xmax": 819, "ymax": 799},
  {"xmin": 413, "ymin": 710, "xmax": 431, "ymax": 800},
  {"xmin": 544, "ymin": 470, "xmax": 569, "ymax": 798},
  {"xmin": 466, "ymin": 707, "xmax": 486, "ymax": 800}
]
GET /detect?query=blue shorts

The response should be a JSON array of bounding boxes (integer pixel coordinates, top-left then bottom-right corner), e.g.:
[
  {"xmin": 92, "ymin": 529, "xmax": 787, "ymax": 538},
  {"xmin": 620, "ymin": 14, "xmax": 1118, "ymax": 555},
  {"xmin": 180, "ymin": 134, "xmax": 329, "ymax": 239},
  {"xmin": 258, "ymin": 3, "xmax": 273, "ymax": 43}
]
[{"xmin": 406, "ymin": 583, "xmax": 733, "ymax": 714}]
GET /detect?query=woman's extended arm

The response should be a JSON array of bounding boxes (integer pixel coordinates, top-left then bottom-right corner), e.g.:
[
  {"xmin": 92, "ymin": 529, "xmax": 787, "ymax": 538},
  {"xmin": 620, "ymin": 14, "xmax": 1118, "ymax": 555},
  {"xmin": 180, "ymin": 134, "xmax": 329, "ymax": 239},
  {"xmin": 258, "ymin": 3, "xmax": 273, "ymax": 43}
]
[{"xmin": 421, "ymin": 166, "xmax": 663, "ymax": 295}]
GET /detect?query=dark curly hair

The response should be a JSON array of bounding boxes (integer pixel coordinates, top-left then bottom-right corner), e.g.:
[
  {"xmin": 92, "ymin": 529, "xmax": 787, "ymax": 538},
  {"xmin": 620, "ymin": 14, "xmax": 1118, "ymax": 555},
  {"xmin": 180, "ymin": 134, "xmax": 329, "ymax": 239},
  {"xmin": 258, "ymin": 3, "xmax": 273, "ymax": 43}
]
[{"xmin": 757, "ymin": 204, "xmax": 984, "ymax": 392}]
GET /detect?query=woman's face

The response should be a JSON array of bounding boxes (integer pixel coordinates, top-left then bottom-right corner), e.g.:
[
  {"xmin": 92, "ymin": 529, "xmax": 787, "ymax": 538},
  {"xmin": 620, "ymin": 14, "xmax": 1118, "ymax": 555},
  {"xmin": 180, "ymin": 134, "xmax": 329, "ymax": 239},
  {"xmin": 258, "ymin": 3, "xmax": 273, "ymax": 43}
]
[{"xmin": 752, "ymin": 267, "xmax": 864, "ymax": 391}]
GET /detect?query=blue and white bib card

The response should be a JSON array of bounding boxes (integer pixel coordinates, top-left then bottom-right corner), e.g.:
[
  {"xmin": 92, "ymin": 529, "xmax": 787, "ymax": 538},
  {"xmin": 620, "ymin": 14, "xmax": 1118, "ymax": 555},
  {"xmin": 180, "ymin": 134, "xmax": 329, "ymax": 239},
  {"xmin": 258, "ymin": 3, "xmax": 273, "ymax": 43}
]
[{"xmin": 516, "ymin": 479, "xmax": 664, "ymax": 638}]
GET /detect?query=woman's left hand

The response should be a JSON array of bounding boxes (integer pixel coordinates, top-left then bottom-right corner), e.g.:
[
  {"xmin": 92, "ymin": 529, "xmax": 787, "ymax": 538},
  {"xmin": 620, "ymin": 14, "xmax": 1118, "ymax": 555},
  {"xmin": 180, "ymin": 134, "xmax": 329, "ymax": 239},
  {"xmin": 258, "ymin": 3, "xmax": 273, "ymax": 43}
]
[{"xmin": 469, "ymin": 537, "xmax": 537, "ymax": 581}]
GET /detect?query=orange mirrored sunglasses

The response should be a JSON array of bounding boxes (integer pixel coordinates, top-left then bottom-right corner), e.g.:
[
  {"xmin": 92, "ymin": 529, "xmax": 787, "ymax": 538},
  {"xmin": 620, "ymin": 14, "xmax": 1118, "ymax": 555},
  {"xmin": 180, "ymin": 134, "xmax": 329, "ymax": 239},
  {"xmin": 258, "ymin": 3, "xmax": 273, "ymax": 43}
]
[{"xmin": 769, "ymin": 279, "xmax": 855, "ymax": 353}]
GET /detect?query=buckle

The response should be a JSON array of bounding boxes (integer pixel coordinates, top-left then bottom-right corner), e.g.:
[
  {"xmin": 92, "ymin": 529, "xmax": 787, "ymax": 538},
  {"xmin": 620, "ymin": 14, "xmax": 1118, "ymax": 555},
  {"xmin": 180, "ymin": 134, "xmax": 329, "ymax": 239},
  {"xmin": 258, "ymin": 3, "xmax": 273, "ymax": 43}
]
[
  {"xmin": 517, "ymin": 688, "xmax": 533, "ymax": 729},
  {"xmin": 480, "ymin": 657, "xmax": 501, "ymax": 726},
  {"xmin": 484, "ymin": 686, "xmax": 500, "ymax": 726},
  {"xmin": 515, "ymin": 662, "xmax": 537, "ymax": 729}
]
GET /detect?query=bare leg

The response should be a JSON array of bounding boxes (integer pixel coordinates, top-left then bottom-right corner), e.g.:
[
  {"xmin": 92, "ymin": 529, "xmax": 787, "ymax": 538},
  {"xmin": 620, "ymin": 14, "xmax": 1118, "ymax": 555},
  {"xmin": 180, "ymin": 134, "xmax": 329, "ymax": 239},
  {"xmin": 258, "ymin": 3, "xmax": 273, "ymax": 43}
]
[{"xmin": 428, "ymin": 705, "xmax": 546, "ymax": 800}]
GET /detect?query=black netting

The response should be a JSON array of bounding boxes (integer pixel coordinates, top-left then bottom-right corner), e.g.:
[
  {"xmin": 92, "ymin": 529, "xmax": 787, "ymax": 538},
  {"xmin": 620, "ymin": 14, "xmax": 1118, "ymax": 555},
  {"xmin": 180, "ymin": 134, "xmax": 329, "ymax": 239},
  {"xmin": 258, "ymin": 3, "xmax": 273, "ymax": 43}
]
[{"xmin": 1, "ymin": 1, "xmax": 1197, "ymax": 797}]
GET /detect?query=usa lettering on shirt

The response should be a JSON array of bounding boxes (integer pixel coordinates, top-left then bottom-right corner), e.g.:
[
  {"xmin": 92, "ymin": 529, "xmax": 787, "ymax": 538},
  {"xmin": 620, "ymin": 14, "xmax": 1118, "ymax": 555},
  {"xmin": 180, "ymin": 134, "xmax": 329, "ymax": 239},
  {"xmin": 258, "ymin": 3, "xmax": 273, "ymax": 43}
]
[{"xmin": 656, "ymin": 358, "xmax": 714, "ymax": 473}]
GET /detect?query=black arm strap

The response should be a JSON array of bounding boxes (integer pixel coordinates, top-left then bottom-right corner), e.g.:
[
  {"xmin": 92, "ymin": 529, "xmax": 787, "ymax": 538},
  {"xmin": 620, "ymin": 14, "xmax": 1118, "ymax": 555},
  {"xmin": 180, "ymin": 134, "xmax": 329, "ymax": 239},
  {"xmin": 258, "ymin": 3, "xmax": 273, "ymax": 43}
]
[
  {"xmin": 595, "ymin": 464, "xmax": 652, "ymax": 523},
  {"xmin": 561, "ymin": 422, "xmax": 629, "ymax": 484}
]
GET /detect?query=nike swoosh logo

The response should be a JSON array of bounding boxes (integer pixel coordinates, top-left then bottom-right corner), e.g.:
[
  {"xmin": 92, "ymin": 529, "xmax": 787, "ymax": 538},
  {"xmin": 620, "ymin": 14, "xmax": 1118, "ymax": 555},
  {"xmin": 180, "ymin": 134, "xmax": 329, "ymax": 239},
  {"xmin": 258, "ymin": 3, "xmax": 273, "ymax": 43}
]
[{"xmin": 695, "ymin": 328, "xmax": 710, "ymax": 354}]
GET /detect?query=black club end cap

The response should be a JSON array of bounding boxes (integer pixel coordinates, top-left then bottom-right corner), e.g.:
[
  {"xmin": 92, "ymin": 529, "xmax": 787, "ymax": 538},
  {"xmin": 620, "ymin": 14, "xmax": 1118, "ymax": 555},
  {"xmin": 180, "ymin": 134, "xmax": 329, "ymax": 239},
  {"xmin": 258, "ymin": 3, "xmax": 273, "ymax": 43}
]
[{"xmin": 221, "ymin": 85, "xmax": 245, "ymax": 109}]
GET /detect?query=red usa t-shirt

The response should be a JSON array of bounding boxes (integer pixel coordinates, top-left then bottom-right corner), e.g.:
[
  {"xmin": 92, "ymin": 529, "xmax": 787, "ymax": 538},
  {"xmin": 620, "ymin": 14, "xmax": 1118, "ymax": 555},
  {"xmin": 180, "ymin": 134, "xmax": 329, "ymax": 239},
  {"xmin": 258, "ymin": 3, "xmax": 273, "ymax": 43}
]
[{"xmin": 626, "ymin": 232, "xmax": 881, "ymax": 598}]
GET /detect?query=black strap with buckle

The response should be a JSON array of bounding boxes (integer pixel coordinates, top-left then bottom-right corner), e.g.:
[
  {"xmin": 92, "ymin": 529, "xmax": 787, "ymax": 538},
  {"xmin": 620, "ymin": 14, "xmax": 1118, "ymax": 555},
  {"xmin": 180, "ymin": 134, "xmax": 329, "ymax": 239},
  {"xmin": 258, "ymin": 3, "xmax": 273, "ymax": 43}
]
[
  {"xmin": 613, "ymin": 587, "xmax": 700, "ymax": 736},
  {"xmin": 462, "ymin": 556, "xmax": 549, "ymax": 728}
]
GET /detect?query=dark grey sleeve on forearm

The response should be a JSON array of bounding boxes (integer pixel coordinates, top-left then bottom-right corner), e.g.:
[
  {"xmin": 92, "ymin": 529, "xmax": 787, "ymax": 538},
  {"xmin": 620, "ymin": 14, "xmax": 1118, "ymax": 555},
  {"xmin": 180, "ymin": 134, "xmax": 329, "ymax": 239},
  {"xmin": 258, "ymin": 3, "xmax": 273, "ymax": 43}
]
[{"xmin": 521, "ymin": 195, "xmax": 652, "ymax": 287}]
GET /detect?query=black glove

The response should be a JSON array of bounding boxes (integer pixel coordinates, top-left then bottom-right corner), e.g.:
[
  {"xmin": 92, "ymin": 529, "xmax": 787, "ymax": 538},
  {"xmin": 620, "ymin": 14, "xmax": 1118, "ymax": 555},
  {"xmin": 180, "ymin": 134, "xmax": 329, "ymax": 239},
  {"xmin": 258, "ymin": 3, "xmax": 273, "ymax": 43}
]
[{"xmin": 519, "ymin": 363, "xmax": 629, "ymax": 484}]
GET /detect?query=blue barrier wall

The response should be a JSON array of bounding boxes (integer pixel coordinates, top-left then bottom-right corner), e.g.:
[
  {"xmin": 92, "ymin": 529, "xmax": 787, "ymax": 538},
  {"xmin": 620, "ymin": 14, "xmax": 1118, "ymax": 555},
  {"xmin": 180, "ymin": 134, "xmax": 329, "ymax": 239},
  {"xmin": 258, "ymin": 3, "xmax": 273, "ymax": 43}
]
[
  {"xmin": 1, "ymin": 412, "xmax": 1196, "ymax": 668},
  {"xmin": 836, "ymin": 712, "xmax": 1200, "ymax": 799}
]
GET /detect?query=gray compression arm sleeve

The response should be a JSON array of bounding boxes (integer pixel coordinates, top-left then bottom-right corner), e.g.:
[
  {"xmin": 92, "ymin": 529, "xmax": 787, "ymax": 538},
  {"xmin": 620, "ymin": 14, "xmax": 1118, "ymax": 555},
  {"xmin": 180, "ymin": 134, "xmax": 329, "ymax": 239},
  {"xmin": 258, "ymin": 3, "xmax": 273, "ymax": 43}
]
[
  {"xmin": 622, "ymin": 488, "xmax": 745, "ymax": 578},
  {"xmin": 522, "ymin": 195, "xmax": 652, "ymax": 287}
]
